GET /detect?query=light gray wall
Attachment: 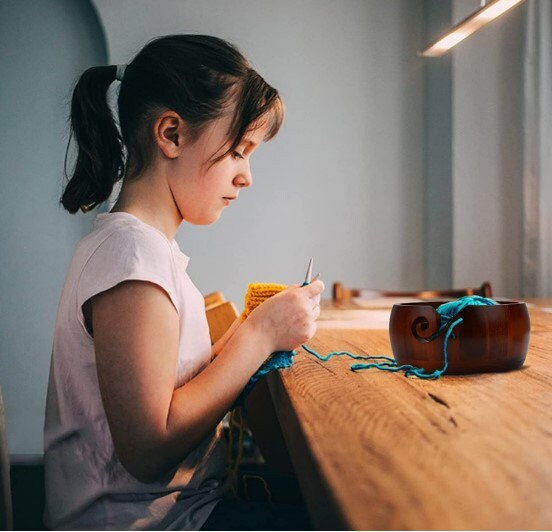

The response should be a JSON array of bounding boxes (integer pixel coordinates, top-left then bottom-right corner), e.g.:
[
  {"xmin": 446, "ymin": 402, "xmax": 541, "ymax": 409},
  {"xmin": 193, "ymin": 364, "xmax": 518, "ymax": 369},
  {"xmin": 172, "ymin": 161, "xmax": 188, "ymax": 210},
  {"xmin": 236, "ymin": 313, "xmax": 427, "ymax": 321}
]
[
  {"xmin": 423, "ymin": 0, "xmax": 453, "ymax": 289},
  {"xmin": 452, "ymin": 0, "xmax": 525, "ymax": 297},
  {"xmin": 538, "ymin": 1, "xmax": 552, "ymax": 297},
  {"xmin": 0, "ymin": 0, "xmax": 107, "ymax": 455},
  {"xmin": 92, "ymin": 0, "xmax": 426, "ymax": 305}
]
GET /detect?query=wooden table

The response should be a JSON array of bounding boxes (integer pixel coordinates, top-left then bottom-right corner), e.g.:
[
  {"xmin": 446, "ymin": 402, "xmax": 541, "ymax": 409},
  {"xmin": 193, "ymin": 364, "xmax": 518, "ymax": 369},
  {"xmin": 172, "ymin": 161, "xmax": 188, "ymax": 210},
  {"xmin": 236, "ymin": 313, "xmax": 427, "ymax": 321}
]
[{"xmin": 265, "ymin": 299, "xmax": 552, "ymax": 530}]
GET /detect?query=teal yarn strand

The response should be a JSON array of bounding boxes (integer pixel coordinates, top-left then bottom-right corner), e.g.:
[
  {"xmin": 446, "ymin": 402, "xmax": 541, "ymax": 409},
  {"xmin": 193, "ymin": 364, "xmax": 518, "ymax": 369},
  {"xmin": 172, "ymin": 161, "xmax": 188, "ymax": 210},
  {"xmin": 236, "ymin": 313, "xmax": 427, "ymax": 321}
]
[
  {"xmin": 340, "ymin": 316, "xmax": 464, "ymax": 379},
  {"xmin": 301, "ymin": 344, "xmax": 394, "ymax": 364},
  {"xmin": 303, "ymin": 295, "xmax": 497, "ymax": 380}
]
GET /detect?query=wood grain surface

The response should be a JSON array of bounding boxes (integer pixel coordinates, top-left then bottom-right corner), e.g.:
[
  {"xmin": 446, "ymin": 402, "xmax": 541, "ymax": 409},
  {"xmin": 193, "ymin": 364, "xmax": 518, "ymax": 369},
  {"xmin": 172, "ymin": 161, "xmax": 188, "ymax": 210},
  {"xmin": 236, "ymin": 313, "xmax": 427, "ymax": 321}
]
[{"xmin": 267, "ymin": 303, "xmax": 552, "ymax": 530}]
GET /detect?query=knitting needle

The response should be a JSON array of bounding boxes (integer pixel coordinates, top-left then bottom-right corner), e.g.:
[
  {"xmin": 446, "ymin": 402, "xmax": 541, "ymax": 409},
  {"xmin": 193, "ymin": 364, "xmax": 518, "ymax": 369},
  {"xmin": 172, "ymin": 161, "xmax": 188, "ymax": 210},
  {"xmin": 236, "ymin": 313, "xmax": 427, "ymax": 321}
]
[{"xmin": 302, "ymin": 258, "xmax": 314, "ymax": 287}]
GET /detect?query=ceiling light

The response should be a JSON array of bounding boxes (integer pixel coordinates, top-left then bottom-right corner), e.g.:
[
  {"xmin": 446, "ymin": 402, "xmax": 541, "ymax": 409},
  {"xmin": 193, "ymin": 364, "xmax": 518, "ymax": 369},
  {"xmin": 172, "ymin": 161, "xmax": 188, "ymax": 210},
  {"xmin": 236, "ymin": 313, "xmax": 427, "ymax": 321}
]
[{"xmin": 419, "ymin": 0, "xmax": 527, "ymax": 57}]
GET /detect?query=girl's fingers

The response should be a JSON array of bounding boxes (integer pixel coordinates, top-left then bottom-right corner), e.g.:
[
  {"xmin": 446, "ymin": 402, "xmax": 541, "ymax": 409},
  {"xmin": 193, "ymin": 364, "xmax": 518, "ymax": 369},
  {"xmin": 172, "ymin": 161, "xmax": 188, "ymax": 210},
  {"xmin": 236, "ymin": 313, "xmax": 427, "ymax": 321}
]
[{"xmin": 303, "ymin": 279, "xmax": 325, "ymax": 296}]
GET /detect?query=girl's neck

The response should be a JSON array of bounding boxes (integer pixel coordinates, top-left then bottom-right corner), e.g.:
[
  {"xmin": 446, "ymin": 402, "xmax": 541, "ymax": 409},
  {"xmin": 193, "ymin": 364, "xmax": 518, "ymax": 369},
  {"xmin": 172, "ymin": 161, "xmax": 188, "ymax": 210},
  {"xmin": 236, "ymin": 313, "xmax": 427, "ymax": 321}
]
[{"xmin": 111, "ymin": 171, "xmax": 183, "ymax": 240}]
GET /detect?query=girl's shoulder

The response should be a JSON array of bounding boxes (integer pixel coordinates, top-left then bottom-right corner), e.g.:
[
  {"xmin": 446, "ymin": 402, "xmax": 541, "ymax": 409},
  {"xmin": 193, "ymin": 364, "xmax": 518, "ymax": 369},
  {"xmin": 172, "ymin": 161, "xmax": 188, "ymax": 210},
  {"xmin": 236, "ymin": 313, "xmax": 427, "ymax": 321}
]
[
  {"xmin": 75, "ymin": 211, "xmax": 187, "ymax": 270},
  {"xmin": 90, "ymin": 211, "xmax": 177, "ymax": 253},
  {"xmin": 73, "ymin": 212, "xmax": 187, "ymax": 314}
]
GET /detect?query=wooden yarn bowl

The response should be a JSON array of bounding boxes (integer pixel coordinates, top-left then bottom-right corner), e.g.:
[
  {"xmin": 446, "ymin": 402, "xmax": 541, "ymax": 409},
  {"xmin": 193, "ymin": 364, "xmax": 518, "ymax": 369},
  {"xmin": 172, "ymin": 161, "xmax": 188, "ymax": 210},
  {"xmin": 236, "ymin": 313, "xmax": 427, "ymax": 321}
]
[{"xmin": 389, "ymin": 301, "xmax": 530, "ymax": 375}]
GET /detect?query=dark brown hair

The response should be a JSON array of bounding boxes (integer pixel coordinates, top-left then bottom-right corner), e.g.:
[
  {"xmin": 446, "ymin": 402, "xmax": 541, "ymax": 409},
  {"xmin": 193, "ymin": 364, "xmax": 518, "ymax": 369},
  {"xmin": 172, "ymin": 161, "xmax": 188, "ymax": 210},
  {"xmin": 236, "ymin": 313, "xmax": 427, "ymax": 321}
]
[{"xmin": 61, "ymin": 34, "xmax": 284, "ymax": 213}]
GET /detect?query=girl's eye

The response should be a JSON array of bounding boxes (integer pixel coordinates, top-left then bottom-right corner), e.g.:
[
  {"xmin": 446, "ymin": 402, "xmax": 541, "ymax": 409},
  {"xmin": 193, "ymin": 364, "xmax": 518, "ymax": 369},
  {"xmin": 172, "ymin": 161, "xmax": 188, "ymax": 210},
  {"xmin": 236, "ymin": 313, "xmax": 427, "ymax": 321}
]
[{"xmin": 233, "ymin": 151, "xmax": 245, "ymax": 160}]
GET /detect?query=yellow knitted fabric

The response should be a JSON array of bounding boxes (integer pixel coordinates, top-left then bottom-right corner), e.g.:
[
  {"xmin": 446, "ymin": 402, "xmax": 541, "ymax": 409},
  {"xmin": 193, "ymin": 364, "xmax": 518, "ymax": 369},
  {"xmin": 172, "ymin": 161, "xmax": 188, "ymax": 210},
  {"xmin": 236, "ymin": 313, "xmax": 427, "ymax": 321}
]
[{"xmin": 241, "ymin": 283, "xmax": 287, "ymax": 321}]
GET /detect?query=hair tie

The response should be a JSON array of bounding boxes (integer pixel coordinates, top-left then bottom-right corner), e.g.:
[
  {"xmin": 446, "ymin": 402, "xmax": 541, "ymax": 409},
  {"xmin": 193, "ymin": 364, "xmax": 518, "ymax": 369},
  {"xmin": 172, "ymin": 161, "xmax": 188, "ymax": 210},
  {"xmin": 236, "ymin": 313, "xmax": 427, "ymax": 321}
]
[{"xmin": 115, "ymin": 64, "xmax": 127, "ymax": 82}]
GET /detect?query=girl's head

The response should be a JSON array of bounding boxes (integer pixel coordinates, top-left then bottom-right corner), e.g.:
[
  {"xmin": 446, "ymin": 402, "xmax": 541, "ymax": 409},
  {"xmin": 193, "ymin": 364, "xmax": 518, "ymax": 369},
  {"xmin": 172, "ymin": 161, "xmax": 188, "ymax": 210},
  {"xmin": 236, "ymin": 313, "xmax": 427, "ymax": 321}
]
[{"xmin": 61, "ymin": 34, "xmax": 284, "ymax": 216}]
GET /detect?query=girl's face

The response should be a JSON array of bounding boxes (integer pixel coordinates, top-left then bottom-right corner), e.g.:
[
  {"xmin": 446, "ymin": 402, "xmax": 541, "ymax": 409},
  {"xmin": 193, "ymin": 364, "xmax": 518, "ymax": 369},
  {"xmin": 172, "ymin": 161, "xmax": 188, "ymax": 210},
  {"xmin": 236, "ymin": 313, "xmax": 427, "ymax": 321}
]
[{"xmin": 168, "ymin": 113, "xmax": 268, "ymax": 225}]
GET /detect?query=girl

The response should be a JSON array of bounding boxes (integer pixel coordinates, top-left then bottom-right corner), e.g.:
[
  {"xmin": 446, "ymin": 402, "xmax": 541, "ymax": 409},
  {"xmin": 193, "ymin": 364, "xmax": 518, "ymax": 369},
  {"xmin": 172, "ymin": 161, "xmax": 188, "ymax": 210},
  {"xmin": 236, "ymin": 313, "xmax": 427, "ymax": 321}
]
[{"xmin": 44, "ymin": 34, "xmax": 324, "ymax": 530}]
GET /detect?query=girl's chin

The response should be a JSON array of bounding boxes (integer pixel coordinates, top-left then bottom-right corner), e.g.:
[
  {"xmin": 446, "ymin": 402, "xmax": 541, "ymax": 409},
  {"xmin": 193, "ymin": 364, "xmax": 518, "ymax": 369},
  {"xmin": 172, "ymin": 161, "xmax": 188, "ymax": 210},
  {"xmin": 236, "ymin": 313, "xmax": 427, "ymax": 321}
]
[{"xmin": 184, "ymin": 211, "xmax": 222, "ymax": 226}]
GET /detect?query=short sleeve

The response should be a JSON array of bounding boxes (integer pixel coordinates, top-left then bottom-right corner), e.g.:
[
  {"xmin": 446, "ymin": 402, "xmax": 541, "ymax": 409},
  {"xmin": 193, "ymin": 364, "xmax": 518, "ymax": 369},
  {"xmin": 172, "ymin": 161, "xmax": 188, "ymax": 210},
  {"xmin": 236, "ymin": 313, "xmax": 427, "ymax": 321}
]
[{"xmin": 76, "ymin": 226, "xmax": 180, "ymax": 334}]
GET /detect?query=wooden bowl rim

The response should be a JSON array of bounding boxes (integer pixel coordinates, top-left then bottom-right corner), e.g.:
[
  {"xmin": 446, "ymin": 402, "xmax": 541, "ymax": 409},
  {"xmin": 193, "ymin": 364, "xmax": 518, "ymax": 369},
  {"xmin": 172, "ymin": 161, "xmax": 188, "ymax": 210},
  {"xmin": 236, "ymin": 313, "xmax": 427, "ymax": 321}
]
[
  {"xmin": 393, "ymin": 300, "xmax": 525, "ymax": 306},
  {"xmin": 390, "ymin": 301, "xmax": 529, "ymax": 335}
]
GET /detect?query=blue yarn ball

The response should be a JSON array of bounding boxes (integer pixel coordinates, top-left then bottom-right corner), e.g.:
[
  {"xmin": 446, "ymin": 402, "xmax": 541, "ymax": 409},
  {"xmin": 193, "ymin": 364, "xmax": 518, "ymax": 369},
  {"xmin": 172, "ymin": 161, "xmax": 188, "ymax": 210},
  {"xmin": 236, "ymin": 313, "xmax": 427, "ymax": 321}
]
[{"xmin": 437, "ymin": 295, "xmax": 497, "ymax": 331}]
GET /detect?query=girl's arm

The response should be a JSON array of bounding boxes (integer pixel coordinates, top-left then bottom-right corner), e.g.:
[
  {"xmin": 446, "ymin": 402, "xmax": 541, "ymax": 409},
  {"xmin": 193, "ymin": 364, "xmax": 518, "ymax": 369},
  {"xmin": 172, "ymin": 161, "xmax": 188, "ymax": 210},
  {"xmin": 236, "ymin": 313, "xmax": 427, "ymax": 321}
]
[{"xmin": 90, "ymin": 278, "xmax": 323, "ymax": 483}]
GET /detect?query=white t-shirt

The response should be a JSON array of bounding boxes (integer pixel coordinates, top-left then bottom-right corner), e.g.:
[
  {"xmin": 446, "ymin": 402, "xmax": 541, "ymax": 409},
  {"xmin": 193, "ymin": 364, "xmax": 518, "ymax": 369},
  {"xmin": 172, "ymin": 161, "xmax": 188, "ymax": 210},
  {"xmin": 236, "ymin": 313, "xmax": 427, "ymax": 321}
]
[{"xmin": 44, "ymin": 212, "xmax": 227, "ymax": 530}]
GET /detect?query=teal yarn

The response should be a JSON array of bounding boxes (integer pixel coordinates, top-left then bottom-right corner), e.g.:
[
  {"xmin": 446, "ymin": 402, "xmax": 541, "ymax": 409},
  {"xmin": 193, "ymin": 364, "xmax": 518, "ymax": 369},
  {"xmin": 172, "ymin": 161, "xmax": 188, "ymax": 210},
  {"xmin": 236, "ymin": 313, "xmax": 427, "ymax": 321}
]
[
  {"xmin": 233, "ymin": 350, "xmax": 296, "ymax": 408},
  {"xmin": 436, "ymin": 296, "xmax": 496, "ymax": 330},
  {"xmin": 303, "ymin": 295, "xmax": 497, "ymax": 380}
]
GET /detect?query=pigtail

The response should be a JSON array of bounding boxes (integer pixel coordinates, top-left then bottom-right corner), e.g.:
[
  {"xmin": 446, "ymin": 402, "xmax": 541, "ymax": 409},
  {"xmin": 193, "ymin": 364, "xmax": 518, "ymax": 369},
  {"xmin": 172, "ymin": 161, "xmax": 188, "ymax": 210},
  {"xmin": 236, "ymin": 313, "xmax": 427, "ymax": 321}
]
[{"xmin": 61, "ymin": 65, "xmax": 125, "ymax": 214}]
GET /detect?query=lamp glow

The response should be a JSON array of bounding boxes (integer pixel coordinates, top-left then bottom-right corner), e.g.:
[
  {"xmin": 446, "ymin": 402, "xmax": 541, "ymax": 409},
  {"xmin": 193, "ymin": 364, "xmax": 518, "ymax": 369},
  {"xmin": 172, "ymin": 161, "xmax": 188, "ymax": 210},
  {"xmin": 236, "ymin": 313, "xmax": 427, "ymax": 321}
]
[{"xmin": 419, "ymin": 0, "xmax": 526, "ymax": 57}]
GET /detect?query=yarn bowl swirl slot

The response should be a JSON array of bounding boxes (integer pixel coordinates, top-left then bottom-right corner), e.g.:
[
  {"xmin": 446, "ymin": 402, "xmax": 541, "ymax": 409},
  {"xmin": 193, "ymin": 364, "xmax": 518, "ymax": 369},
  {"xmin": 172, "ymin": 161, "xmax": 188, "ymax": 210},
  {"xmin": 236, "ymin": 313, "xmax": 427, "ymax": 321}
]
[{"xmin": 389, "ymin": 301, "xmax": 531, "ymax": 375}]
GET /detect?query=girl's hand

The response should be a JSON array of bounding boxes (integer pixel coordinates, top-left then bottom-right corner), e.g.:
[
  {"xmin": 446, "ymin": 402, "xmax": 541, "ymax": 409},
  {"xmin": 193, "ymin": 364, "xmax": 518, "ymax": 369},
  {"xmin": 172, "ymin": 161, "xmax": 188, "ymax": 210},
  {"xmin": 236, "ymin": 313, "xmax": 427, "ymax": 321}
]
[{"xmin": 246, "ymin": 279, "xmax": 325, "ymax": 353}]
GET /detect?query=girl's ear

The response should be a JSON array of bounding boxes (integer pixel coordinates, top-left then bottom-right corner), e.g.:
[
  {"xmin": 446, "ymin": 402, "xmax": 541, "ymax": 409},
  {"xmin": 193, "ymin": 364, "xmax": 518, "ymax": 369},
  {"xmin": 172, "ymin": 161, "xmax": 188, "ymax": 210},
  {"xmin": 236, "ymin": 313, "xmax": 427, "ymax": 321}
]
[{"xmin": 153, "ymin": 111, "xmax": 186, "ymax": 159}]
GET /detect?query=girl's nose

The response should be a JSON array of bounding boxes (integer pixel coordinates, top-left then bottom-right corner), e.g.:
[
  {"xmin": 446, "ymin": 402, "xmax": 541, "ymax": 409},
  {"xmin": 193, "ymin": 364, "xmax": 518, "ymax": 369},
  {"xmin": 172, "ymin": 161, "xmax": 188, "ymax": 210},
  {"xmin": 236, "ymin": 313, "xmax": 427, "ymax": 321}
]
[{"xmin": 234, "ymin": 162, "xmax": 252, "ymax": 188}]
